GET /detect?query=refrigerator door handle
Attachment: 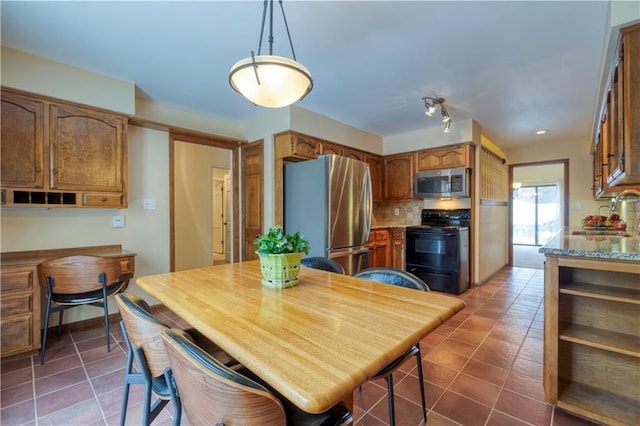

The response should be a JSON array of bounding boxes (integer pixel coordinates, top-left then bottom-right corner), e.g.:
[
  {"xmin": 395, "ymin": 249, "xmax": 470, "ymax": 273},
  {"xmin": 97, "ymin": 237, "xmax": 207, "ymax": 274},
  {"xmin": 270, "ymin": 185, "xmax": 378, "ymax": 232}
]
[{"xmin": 363, "ymin": 165, "xmax": 372, "ymax": 240}]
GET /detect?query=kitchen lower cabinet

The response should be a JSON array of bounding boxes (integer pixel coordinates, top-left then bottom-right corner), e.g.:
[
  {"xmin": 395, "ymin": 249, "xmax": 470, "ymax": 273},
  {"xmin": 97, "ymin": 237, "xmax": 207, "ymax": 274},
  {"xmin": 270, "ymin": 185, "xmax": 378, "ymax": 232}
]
[
  {"xmin": 0, "ymin": 266, "xmax": 40, "ymax": 358},
  {"xmin": 390, "ymin": 228, "xmax": 405, "ymax": 270},
  {"xmin": 369, "ymin": 229, "xmax": 390, "ymax": 268},
  {"xmin": 0, "ymin": 245, "xmax": 136, "ymax": 359},
  {"xmin": 543, "ymin": 256, "xmax": 639, "ymax": 425}
]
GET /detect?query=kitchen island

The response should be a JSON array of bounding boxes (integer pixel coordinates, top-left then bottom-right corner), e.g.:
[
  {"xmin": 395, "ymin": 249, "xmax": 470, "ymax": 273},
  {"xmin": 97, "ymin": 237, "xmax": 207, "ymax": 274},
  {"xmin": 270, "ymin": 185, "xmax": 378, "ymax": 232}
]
[{"xmin": 540, "ymin": 229, "xmax": 639, "ymax": 425}]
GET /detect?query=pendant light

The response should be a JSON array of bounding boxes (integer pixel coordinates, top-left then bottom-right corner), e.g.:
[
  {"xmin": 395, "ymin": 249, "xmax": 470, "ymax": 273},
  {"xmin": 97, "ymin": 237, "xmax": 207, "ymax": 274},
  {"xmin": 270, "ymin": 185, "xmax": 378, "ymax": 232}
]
[{"xmin": 229, "ymin": 0, "xmax": 313, "ymax": 108}]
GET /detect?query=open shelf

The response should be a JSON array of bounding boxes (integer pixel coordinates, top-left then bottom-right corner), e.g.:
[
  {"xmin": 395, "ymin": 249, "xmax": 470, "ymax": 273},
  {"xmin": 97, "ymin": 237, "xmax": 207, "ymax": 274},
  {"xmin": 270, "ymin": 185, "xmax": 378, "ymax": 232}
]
[
  {"xmin": 559, "ymin": 322, "xmax": 640, "ymax": 357},
  {"xmin": 557, "ymin": 379, "xmax": 640, "ymax": 426},
  {"xmin": 559, "ymin": 282, "xmax": 640, "ymax": 304}
]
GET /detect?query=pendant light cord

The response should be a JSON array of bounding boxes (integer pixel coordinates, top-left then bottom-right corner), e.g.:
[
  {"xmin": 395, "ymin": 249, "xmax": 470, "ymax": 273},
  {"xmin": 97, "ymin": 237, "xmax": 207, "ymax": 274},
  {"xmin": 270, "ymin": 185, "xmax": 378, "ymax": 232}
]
[{"xmin": 256, "ymin": 0, "xmax": 298, "ymax": 60}]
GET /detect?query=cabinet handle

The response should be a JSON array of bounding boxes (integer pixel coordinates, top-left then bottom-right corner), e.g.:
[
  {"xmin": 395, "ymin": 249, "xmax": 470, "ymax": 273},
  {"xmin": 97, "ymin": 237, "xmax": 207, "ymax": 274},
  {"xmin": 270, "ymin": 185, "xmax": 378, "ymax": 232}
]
[
  {"xmin": 52, "ymin": 169, "xmax": 58, "ymax": 174},
  {"xmin": 101, "ymin": 197, "xmax": 107, "ymax": 202},
  {"xmin": 35, "ymin": 166, "xmax": 41, "ymax": 172}
]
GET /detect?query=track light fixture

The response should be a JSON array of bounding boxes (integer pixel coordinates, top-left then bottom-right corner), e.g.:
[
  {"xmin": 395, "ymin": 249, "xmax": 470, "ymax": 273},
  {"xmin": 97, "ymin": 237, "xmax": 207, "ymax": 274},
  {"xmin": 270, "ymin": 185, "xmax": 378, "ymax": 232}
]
[
  {"xmin": 229, "ymin": 0, "xmax": 313, "ymax": 108},
  {"xmin": 422, "ymin": 96, "xmax": 453, "ymax": 132}
]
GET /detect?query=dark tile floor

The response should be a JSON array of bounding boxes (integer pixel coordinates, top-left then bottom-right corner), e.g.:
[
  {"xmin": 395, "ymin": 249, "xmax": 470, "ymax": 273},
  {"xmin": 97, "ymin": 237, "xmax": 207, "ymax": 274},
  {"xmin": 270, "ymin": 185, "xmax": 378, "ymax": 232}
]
[{"xmin": 1, "ymin": 266, "xmax": 597, "ymax": 425}]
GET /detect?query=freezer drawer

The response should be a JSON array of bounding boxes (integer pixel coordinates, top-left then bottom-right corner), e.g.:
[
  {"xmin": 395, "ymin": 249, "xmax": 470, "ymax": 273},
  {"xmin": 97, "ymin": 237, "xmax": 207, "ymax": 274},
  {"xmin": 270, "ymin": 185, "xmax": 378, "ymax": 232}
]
[{"xmin": 327, "ymin": 246, "xmax": 369, "ymax": 276}]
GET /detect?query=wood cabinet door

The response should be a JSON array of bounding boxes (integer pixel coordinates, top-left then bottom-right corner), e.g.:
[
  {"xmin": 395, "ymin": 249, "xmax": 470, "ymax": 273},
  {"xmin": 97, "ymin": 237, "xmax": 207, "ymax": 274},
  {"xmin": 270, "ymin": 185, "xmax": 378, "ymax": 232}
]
[
  {"xmin": 390, "ymin": 229, "xmax": 405, "ymax": 270},
  {"xmin": 1, "ymin": 92, "xmax": 45, "ymax": 188},
  {"xmin": 416, "ymin": 146, "xmax": 466, "ymax": 171},
  {"xmin": 366, "ymin": 155, "xmax": 383, "ymax": 202},
  {"xmin": 343, "ymin": 147, "xmax": 365, "ymax": 162},
  {"xmin": 292, "ymin": 135, "xmax": 319, "ymax": 159},
  {"xmin": 242, "ymin": 141, "xmax": 264, "ymax": 261},
  {"xmin": 384, "ymin": 153, "xmax": 414, "ymax": 200},
  {"xmin": 50, "ymin": 104, "xmax": 124, "ymax": 192},
  {"xmin": 0, "ymin": 266, "xmax": 40, "ymax": 357},
  {"xmin": 321, "ymin": 142, "xmax": 341, "ymax": 156}
]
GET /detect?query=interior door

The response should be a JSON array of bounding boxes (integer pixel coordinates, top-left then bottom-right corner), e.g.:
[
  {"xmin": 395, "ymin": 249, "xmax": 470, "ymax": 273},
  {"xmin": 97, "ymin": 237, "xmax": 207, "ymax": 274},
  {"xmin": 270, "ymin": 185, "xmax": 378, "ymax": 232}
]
[
  {"xmin": 212, "ymin": 178, "xmax": 224, "ymax": 254},
  {"xmin": 242, "ymin": 141, "xmax": 264, "ymax": 261}
]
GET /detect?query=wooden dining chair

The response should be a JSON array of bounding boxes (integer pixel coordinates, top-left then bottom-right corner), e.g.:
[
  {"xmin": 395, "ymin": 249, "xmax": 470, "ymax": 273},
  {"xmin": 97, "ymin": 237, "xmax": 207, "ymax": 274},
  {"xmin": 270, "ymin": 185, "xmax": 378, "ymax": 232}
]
[
  {"xmin": 162, "ymin": 328, "xmax": 353, "ymax": 426},
  {"xmin": 116, "ymin": 293, "xmax": 236, "ymax": 426},
  {"xmin": 300, "ymin": 256, "xmax": 345, "ymax": 274},
  {"xmin": 353, "ymin": 267, "xmax": 429, "ymax": 426},
  {"xmin": 37, "ymin": 255, "xmax": 125, "ymax": 365}
]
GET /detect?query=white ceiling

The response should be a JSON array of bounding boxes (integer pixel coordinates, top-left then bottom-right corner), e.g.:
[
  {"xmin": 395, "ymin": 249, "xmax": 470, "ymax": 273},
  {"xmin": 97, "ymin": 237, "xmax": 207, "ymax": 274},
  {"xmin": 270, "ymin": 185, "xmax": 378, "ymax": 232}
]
[{"xmin": 1, "ymin": 1, "xmax": 613, "ymax": 149}]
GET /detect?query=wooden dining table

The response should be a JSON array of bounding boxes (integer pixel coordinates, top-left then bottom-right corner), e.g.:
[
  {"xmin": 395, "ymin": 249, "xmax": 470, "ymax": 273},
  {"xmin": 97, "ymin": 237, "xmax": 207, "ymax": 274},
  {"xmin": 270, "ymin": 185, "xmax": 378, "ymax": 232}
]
[{"xmin": 136, "ymin": 260, "xmax": 465, "ymax": 414}]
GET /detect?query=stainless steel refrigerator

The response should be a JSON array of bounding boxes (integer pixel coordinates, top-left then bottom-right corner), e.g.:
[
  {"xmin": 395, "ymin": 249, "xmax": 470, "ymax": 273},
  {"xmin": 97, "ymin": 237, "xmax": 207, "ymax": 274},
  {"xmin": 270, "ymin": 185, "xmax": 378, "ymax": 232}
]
[{"xmin": 284, "ymin": 155, "xmax": 372, "ymax": 275}]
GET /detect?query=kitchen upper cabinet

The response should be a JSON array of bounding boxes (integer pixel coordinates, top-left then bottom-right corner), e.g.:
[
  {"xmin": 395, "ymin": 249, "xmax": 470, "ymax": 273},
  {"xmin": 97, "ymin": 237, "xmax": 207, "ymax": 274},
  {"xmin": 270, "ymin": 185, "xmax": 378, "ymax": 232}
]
[
  {"xmin": 50, "ymin": 104, "xmax": 125, "ymax": 193},
  {"xmin": 0, "ymin": 88, "xmax": 128, "ymax": 208},
  {"xmin": 595, "ymin": 23, "xmax": 640, "ymax": 188},
  {"xmin": 366, "ymin": 154, "xmax": 383, "ymax": 202},
  {"xmin": 274, "ymin": 131, "xmax": 319, "ymax": 161},
  {"xmin": 416, "ymin": 144, "xmax": 472, "ymax": 171},
  {"xmin": 384, "ymin": 152, "xmax": 414, "ymax": 200},
  {"xmin": 342, "ymin": 147, "xmax": 365, "ymax": 162},
  {"xmin": 369, "ymin": 229, "xmax": 390, "ymax": 268},
  {"xmin": 1, "ymin": 92, "xmax": 45, "ymax": 189},
  {"xmin": 320, "ymin": 142, "xmax": 342, "ymax": 156}
]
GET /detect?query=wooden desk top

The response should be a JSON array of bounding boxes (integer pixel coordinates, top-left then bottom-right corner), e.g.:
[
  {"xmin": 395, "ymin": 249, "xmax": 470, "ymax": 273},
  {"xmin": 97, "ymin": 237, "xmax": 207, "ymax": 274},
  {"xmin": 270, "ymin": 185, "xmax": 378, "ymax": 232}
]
[{"xmin": 136, "ymin": 261, "xmax": 465, "ymax": 414}]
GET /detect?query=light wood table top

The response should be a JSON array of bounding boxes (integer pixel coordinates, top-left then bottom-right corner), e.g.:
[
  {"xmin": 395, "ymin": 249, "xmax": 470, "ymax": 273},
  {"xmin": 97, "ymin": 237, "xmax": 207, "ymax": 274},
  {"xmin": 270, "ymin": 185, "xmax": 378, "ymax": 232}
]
[{"xmin": 136, "ymin": 260, "xmax": 465, "ymax": 414}]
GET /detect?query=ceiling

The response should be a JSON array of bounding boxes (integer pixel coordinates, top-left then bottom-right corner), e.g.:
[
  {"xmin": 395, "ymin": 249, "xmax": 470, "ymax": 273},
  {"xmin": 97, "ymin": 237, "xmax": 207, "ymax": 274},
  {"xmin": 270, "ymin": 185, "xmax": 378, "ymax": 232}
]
[{"xmin": 1, "ymin": 1, "xmax": 613, "ymax": 150}]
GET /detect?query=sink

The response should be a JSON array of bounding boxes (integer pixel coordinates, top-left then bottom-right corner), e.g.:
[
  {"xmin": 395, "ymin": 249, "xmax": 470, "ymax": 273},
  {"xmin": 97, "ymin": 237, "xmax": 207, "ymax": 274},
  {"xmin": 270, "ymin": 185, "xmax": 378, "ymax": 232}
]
[{"xmin": 572, "ymin": 230, "xmax": 631, "ymax": 237}]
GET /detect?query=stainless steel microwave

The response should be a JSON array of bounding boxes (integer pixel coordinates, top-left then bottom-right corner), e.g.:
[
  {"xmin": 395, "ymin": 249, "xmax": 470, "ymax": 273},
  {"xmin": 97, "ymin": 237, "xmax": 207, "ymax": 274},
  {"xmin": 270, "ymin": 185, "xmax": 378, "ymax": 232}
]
[{"xmin": 415, "ymin": 168, "xmax": 469, "ymax": 198}]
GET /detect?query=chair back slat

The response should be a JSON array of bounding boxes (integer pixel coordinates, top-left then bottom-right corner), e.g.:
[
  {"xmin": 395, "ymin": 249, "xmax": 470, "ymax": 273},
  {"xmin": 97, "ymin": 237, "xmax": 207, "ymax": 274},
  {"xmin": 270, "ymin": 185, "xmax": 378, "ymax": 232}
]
[
  {"xmin": 37, "ymin": 255, "xmax": 121, "ymax": 294},
  {"xmin": 163, "ymin": 329, "xmax": 286, "ymax": 426},
  {"xmin": 116, "ymin": 294, "xmax": 171, "ymax": 378}
]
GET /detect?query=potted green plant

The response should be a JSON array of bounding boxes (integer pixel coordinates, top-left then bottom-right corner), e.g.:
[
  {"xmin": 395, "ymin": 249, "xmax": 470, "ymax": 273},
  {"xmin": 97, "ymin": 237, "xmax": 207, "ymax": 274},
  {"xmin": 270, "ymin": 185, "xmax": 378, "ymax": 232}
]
[{"xmin": 253, "ymin": 225, "xmax": 310, "ymax": 289}]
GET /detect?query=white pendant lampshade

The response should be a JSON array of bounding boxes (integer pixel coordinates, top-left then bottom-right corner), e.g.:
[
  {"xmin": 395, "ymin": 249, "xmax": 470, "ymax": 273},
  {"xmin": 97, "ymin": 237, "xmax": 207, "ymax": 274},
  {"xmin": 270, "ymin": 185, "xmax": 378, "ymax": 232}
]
[{"xmin": 229, "ymin": 55, "xmax": 313, "ymax": 108}]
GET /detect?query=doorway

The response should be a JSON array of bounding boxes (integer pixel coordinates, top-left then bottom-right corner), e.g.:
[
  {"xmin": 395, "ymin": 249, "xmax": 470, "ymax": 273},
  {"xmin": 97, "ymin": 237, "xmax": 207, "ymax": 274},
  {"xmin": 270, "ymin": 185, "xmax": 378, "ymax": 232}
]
[
  {"xmin": 509, "ymin": 160, "xmax": 569, "ymax": 269},
  {"xmin": 169, "ymin": 132, "xmax": 240, "ymax": 272},
  {"xmin": 211, "ymin": 167, "xmax": 230, "ymax": 265}
]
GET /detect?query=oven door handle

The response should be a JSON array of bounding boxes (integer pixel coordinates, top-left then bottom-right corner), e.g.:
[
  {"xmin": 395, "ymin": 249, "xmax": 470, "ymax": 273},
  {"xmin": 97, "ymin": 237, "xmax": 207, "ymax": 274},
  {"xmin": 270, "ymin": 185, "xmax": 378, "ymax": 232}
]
[{"xmin": 408, "ymin": 232, "xmax": 458, "ymax": 238}]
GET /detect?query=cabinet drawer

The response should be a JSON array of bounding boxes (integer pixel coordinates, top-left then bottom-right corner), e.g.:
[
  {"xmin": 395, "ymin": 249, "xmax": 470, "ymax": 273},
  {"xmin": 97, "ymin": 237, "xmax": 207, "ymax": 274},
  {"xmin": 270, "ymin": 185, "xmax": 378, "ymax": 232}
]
[
  {"xmin": 0, "ymin": 268, "xmax": 34, "ymax": 292},
  {"xmin": 374, "ymin": 230, "xmax": 389, "ymax": 241},
  {"xmin": 390, "ymin": 229, "xmax": 404, "ymax": 240},
  {"xmin": 1, "ymin": 294, "xmax": 32, "ymax": 316},
  {"xmin": 114, "ymin": 256, "xmax": 135, "ymax": 279},
  {"xmin": 0, "ymin": 314, "xmax": 34, "ymax": 356},
  {"xmin": 82, "ymin": 193, "xmax": 123, "ymax": 207}
]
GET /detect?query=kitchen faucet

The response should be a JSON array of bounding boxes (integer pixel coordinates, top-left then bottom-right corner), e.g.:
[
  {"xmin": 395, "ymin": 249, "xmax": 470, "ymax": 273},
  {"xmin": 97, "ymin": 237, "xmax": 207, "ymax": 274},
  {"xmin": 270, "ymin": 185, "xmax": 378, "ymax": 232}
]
[{"xmin": 611, "ymin": 189, "xmax": 640, "ymax": 211}]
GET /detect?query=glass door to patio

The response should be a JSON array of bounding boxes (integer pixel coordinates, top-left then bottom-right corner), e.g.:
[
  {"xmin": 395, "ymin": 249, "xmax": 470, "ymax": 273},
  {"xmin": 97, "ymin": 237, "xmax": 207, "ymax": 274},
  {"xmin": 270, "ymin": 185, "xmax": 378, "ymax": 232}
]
[{"xmin": 513, "ymin": 184, "xmax": 561, "ymax": 246}]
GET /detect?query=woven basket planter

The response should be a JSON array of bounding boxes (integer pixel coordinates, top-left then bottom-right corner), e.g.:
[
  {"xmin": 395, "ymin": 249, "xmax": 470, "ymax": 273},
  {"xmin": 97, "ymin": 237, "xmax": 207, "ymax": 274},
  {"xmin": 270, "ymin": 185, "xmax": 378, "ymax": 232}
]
[{"xmin": 257, "ymin": 252, "xmax": 303, "ymax": 289}]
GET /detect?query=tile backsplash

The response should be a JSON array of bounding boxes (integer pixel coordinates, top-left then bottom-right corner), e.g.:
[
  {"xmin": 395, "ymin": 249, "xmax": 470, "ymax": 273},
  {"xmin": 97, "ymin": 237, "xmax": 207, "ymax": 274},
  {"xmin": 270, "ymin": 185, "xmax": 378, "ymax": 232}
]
[{"xmin": 373, "ymin": 200, "xmax": 423, "ymax": 226}]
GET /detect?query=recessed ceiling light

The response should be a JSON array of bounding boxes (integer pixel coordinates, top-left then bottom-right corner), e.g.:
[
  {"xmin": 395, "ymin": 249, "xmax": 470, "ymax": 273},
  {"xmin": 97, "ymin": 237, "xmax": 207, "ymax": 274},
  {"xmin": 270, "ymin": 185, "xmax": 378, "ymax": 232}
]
[{"xmin": 535, "ymin": 130, "xmax": 548, "ymax": 135}]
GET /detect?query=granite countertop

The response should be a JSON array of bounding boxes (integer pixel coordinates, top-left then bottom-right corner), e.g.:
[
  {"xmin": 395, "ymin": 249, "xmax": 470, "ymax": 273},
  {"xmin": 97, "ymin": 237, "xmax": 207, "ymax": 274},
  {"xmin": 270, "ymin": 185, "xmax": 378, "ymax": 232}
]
[
  {"xmin": 371, "ymin": 224, "xmax": 413, "ymax": 229},
  {"xmin": 539, "ymin": 228, "xmax": 640, "ymax": 261}
]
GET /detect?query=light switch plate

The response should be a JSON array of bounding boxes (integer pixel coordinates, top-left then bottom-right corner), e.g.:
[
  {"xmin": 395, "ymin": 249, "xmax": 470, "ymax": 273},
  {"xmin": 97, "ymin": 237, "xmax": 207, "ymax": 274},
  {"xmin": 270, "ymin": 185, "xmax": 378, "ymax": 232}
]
[
  {"xmin": 143, "ymin": 198, "xmax": 157, "ymax": 210},
  {"xmin": 112, "ymin": 215, "xmax": 125, "ymax": 228}
]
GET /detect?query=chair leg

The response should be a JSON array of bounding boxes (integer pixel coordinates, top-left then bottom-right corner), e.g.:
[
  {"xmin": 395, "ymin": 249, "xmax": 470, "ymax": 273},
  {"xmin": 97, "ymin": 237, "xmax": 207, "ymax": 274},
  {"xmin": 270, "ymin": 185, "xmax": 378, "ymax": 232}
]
[
  {"xmin": 57, "ymin": 309, "xmax": 64, "ymax": 340},
  {"xmin": 40, "ymin": 300, "xmax": 52, "ymax": 365},
  {"xmin": 164, "ymin": 367, "xmax": 181, "ymax": 426},
  {"xmin": 415, "ymin": 344, "xmax": 427, "ymax": 422},
  {"xmin": 120, "ymin": 322, "xmax": 134, "ymax": 426},
  {"xmin": 385, "ymin": 374, "xmax": 395, "ymax": 426},
  {"xmin": 102, "ymin": 301, "xmax": 111, "ymax": 352}
]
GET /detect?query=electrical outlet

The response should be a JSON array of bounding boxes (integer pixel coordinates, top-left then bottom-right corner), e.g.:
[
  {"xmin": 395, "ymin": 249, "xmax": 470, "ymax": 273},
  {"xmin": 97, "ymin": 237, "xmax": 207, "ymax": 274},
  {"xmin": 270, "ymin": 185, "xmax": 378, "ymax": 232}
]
[
  {"xmin": 394, "ymin": 208, "xmax": 400, "ymax": 216},
  {"xmin": 112, "ymin": 215, "xmax": 125, "ymax": 228}
]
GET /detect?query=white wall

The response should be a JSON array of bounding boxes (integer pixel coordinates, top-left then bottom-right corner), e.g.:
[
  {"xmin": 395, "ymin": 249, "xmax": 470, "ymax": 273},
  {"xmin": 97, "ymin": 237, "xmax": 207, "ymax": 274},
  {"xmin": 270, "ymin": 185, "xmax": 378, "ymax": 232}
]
[{"xmin": 383, "ymin": 119, "xmax": 480, "ymax": 155}]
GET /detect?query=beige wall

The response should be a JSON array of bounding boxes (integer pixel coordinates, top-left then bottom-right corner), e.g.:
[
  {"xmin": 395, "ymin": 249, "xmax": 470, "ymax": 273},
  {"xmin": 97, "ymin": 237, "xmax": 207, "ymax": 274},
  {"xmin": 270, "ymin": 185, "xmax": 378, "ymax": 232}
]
[
  {"xmin": 174, "ymin": 142, "xmax": 231, "ymax": 271},
  {"xmin": 383, "ymin": 119, "xmax": 480, "ymax": 155},
  {"xmin": 1, "ymin": 46, "xmax": 135, "ymax": 115},
  {"xmin": 506, "ymin": 136, "xmax": 602, "ymax": 228},
  {"xmin": 1, "ymin": 125, "xmax": 171, "ymax": 321}
]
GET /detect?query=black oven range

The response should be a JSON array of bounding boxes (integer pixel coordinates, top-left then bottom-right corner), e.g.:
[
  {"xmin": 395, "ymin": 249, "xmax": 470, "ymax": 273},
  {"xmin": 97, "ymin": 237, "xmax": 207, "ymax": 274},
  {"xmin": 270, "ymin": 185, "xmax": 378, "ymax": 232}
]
[{"xmin": 405, "ymin": 209, "xmax": 470, "ymax": 295}]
